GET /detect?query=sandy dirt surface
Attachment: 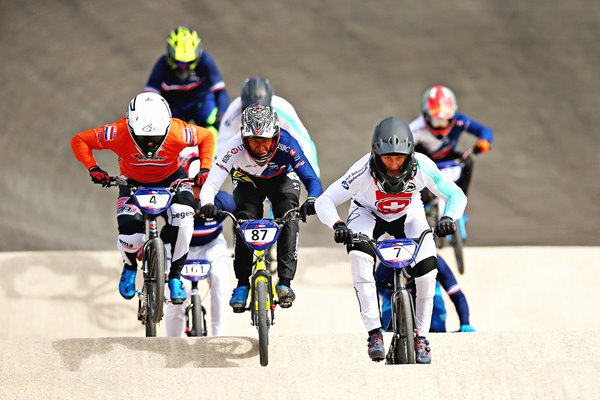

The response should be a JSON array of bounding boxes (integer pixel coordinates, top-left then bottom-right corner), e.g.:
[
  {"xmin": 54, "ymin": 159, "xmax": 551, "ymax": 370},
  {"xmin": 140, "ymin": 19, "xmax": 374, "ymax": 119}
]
[
  {"xmin": 0, "ymin": 0, "xmax": 599, "ymax": 250},
  {"xmin": 0, "ymin": 247, "xmax": 599, "ymax": 398}
]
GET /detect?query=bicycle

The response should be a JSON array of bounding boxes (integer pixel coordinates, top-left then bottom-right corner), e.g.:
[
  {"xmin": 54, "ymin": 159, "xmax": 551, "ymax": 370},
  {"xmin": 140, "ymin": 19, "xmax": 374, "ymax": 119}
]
[
  {"xmin": 351, "ymin": 228, "xmax": 432, "ymax": 364},
  {"xmin": 180, "ymin": 259, "xmax": 211, "ymax": 337},
  {"xmin": 107, "ymin": 176, "xmax": 193, "ymax": 337},
  {"xmin": 220, "ymin": 207, "xmax": 301, "ymax": 366},
  {"xmin": 424, "ymin": 149, "xmax": 472, "ymax": 274}
]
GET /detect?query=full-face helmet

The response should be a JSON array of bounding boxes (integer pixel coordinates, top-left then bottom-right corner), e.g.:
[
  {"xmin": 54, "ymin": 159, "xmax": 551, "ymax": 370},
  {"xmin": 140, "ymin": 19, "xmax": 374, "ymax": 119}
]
[
  {"xmin": 421, "ymin": 85, "xmax": 458, "ymax": 138},
  {"xmin": 240, "ymin": 105, "xmax": 280, "ymax": 165},
  {"xmin": 166, "ymin": 26, "xmax": 202, "ymax": 75},
  {"xmin": 126, "ymin": 92, "xmax": 172, "ymax": 157},
  {"xmin": 369, "ymin": 117, "xmax": 417, "ymax": 194},
  {"xmin": 241, "ymin": 76, "xmax": 274, "ymax": 110}
]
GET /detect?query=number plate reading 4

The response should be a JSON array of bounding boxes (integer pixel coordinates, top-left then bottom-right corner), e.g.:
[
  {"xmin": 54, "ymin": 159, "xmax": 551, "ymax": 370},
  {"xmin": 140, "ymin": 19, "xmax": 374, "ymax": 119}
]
[
  {"xmin": 243, "ymin": 227, "xmax": 278, "ymax": 246},
  {"xmin": 135, "ymin": 193, "xmax": 171, "ymax": 209}
]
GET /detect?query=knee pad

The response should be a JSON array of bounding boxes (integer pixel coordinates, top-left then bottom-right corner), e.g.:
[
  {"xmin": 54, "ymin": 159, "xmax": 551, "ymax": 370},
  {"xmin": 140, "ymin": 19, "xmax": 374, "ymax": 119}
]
[
  {"xmin": 117, "ymin": 233, "xmax": 145, "ymax": 254},
  {"xmin": 414, "ymin": 256, "xmax": 437, "ymax": 278},
  {"xmin": 167, "ymin": 203, "xmax": 195, "ymax": 227}
]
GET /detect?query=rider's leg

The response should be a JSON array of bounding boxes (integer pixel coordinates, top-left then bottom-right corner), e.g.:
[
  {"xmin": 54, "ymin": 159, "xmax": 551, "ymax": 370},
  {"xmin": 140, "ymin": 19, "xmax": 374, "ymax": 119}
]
[
  {"xmin": 458, "ymin": 155, "xmax": 474, "ymax": 196},
  {"xmin": 165, "ymin": 279, "xmax": 191, "ymax": 337},
  {"xmin": 116, "ymin": 192, "xmax": 145, "ymax": 299},
  {"xmin": 430, "ymin": 281, "xmax": 447, "ymax": 332},
  {"xmin": 205, "ymin": 235, "xmax": 231, "ymax": 336},
  {"xmin": 266, "ymin": 173, "xmax": 301, "ymax": 290},
  {"xmin": 232, "ymin": 180, "xmax": 265, "ymax": 287}
]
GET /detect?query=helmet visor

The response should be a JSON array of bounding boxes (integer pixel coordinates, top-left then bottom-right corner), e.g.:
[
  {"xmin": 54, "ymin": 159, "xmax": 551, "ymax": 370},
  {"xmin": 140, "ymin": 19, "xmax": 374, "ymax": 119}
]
[
  {"xmin": 427, "ymin": 116, "xmax": 454, "ymax": 129},
  {"xmin": 135, "ymin": 135, "xmax": 164, "ymax": 154}
]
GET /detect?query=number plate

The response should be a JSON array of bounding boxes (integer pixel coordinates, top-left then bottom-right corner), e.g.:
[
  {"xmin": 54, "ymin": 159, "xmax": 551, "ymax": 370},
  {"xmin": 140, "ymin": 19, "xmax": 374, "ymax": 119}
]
[
  {"xmin": 133, "ymin": 187, "xmax": 173, "ymax": 214},
  {"xmin": 439, "ymin": 165, "xmax": 462, "ymax": 183},
  {"xmin": 375, "ymin": 239, "xmax": 418, "ymax": 268},
  {"xmin": 239, "ymin": 219, "xmax": 281, "ymax": 249}
]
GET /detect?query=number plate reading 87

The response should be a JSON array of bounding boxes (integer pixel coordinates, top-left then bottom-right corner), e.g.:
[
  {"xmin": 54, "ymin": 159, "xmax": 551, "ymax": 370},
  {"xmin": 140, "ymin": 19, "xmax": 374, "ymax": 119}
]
[
  {"xmin": 239, "ymin": 220, "xmax": 282, "ymax": 250},
  {"xmin": 375, "ymin": 239, "xmax": 418, "ymax": 268}
]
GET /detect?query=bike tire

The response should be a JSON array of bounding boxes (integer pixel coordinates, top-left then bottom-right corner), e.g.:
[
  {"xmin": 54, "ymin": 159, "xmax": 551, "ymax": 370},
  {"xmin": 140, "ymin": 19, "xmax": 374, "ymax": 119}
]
[
  {"xmin": 451, "ymin": 231, "xmax": 465, "ymax": 274},
  {"xmin": 256, "ymin": 279, "xmax": 269, "ymax": 366},
  {"xmin": 393, "ymin": 289, "xmax": 416, "ymax": 364},
  {"xmin": 190, "ymin": 291, "xmax": 206, "ymax": 337},
  {"xmin": 145, "ymin": 238, "xmax": 166, "ymax": 326}
]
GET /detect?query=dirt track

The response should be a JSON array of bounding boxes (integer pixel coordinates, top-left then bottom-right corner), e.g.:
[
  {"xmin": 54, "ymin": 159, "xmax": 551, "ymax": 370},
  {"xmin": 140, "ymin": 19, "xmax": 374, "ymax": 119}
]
[{"xmin": 1, "ymin": 0, "xmax": 599, "ymax": 250}]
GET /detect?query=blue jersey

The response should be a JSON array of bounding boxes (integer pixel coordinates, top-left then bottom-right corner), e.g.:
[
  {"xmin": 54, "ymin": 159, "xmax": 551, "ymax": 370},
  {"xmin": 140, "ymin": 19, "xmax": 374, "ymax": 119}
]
[
  {"xmin": 190, "ymin": 190, "xmax": 235, "ymax": 247},
  {"xmin": 201, "ymin": 129, "xmax": 323, "ymax": 204},
  {"xmin": 410, "ymin": 112, "xmax": 494, "ymax": 160},
  {"xmin": 144, "ymin": 52, "xmax": 229, "ymax": 116}
]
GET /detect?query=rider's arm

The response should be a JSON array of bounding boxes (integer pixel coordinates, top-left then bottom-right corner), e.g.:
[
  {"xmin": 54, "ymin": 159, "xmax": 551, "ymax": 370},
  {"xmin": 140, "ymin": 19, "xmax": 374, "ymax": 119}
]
[
  {"xmin": 315, "ymin": 155, "xmax": 369, "ymax": 228},
  {"xmin": 199, "ymin": 137, "xmax": 241, "ymax": 206},
  {"xmin": 217, "ymin": 97, "xmax": 242, "ymax": 151},
  {"xmin": 143, "ymin": 56, "xmax": 168, "ymax": 94},
  {"xmin": 284, "ymin": 132, "xmax": 323, "ymax": 199},
  {"xmin": 416, "ymin": 153, "xmax": 467, "ymax": 220},
  {"xmin": 194, "ymin": 124, "xmax": 216, "ymax": 170},
  {"xmin": 457, "ymin": 113, "xmax": 494, "ymax": 143},
  {"xmin": 200, "ymin": 52, "xmax": 229, "ymax": 117},
  {"xmin": 70, "ymin": 123, "xmax": 113, "ymax": 170}
]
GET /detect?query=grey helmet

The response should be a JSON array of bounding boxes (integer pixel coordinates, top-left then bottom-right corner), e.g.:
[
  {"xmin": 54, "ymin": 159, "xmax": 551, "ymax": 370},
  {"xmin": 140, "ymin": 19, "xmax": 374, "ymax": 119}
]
[
  {"xmin": 241, "ymin": 76, "xmax": 274, "ymax": 110},
  {"xmin": 369, "ymin": 117, "xmax": 417, "ymax": 194},
  {"xmin": 240, "ymin": 105, "xmax": 281, "ymax": 165}
]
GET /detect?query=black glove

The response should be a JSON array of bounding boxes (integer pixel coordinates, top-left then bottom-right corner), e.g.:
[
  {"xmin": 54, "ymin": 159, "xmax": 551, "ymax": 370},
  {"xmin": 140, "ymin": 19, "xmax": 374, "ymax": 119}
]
[
  {"xmin": 89, "ymin": 166, "xmax": 110, "ymax": 187},
  {"xmin": 200, "ymin": 203, "xmax": 219, "ymax": 219},
  {"xmin": 435, "ymin": 216, "xmax": 456, "ymax": 237},
  {"xmin": 194, "ymin": 168, "xmax": 210, "ymax": 187},
  {"xmin": 333, "ymin": 221, "xmax": 353, "ymax": 245},
  {"xmin": 299, "ymin": 197, "xmax": 316, "ymax": 222}
]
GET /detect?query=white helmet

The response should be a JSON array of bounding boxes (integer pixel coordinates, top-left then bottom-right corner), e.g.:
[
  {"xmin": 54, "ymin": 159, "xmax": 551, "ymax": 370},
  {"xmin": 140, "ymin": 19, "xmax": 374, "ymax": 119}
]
[{"xmin": 126, "ymin": 92, "xmax": 172, "ymax": 156}]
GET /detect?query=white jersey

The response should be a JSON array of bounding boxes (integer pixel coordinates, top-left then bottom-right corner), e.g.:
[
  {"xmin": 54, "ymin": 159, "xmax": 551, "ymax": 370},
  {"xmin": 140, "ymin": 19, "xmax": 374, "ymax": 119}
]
[
  {"xmin": 218, "ymin": 95, "xmax": 320, "ymax": 176},
  {"xmin": 409, "ymin": 115, "xmax": 445, "ymax": 154},
  {"xmin": 315, "ymin": 152, "xmax": 467, "ymax": 228}
]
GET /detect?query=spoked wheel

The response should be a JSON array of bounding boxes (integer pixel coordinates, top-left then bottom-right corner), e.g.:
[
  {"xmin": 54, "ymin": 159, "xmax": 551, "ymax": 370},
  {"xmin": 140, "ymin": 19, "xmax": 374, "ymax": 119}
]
[
  {"xmin": 144, "ymin": 238, "xmax": 166, "ymax": 337},
  {"xmin": 190, "ymin": 291, "xmax": 207, "ymax": 337},
  {"xmin": 451, "ymin": 230, "xmax": 465, "ymax": 274},
  {"xmin": 256, "ymin": 279, "xmax": 270, "ymax": 366},
  {"xmin": 388, "ymin": 289, "xmax": 416, "ymax": 364}
]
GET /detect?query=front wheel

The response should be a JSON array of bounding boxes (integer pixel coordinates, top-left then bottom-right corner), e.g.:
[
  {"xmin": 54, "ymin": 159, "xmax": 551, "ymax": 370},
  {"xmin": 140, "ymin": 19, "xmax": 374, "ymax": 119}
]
[
  {"xmin": 391, "ymin": 289, "xmax": 416, "ymax": 364},
  {"xmin": 190, "ymin": 291, "xmax": 207, "ymax": 337},
  {"xmin": 144, "ymin": 238, "xmax": 166, "ymax": 336},
  {"xmin": 256, "ymin": 279, "xmax": 269, "ymax": 366}
]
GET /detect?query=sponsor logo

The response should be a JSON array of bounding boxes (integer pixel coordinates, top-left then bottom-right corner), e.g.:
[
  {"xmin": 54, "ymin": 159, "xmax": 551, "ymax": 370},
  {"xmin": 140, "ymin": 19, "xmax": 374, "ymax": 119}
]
[
  {"xmin": 374, "ymin": 190, "xmax": 413, "ymax": 214},
  {"xmin": 294, "ymin": 161, "xmax": 306, "ymax": 169},
  {"xmin": 341, "ymin": 180, "xmax": 350, "ymax": 190},
  {"xmin": 171, "ymin": 211, "xmax": 195, "ymax": 219},
  {"xmin": 118, "ymin": 239, "xmax": 134, "ymax": 249},
  {"xmin": 117, "ymin": 205, "xmax": 141, "ymax": 216},
  {"xmin": 343, "ymin": 163, "xmax": 369, "ymax": 185}
]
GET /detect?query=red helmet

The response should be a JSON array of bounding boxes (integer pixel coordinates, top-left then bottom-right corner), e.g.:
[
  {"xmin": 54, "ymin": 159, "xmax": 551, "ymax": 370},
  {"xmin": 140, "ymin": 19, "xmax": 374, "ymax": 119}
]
[{"xmin": 421, "ymin": 85, "xmax": 458, "ymax": 138}]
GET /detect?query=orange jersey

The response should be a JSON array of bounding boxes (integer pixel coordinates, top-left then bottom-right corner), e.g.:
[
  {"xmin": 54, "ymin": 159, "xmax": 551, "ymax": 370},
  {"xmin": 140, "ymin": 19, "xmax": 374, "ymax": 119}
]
[{"xmin": 71, "ymin": 117, "xmax": 214, "ymax": 182}]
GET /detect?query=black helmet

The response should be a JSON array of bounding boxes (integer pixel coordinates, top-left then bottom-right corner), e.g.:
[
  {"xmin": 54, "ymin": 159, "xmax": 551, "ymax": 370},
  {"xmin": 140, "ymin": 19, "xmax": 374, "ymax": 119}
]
[
  {"xmin": 369, "ymin": 117, "xmax": 417, "ymax": 194},
  {"xmin": 241, "ymin": 76, "xmax": 273, "ymax": 110}
]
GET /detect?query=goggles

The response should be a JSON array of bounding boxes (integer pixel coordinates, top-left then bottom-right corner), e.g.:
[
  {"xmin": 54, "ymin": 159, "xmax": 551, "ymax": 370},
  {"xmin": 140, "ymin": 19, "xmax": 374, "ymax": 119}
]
[{"xmin": 428, "ymin": 116, "xmax": 453, "ymax": 128}]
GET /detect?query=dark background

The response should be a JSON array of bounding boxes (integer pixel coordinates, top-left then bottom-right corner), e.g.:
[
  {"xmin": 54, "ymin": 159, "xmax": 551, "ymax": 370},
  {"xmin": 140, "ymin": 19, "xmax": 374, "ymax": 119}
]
[{"xmin": 1, "ymin": 0, "xmax": 598, "ymax": 250}]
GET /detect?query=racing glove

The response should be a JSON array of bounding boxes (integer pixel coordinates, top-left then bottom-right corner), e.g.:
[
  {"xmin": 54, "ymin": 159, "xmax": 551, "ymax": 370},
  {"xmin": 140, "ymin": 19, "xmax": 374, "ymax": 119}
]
[
  {"xmin": 299, "ymin": 197, "xmax": 316, "ymax": 222},
  {"xmin": 200, "ymin": 203, "xmax": 219, "ymax": 219},
  {"xmin": 194, "ymin": 168, "xmax": 210, "ymax": 187},
  {"xmin": 473, "ymin": 139, "xmax": 491, "ymax": 154},
  {"xmin": 89, "ymin": 166, "xmax": 110, "ymax": 187},
  {"xmin": 333, "ymin": 221, "xmax": 353, "ymax": 245},
  {"xmin": 435, "ymin": 216, "xmax": 456, "ymax": 237}
]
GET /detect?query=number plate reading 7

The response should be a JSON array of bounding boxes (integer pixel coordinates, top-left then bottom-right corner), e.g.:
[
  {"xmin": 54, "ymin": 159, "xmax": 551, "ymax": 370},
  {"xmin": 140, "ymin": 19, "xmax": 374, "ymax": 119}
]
[
  {"xmin": 243, "ymin": 227, "xmax": 278, "ymax": 246},
  {"xmin": 377, "ymin": 243, "xmax": 417, "ymax": 264}
]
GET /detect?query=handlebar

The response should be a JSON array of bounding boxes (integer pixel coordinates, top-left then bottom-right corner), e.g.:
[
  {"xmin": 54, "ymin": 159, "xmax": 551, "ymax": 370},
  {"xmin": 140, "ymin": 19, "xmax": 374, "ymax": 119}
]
[
  {"xmin": 106, "ymin": 176, "xmax": 194, "ymax": 192},
  {"xmin": 351, "ymin": 228, "xmax": 434, "ymax": 246},
  {"xmin": 219, "ymin": 207, "xmax": 301, "ymax": 227}
]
